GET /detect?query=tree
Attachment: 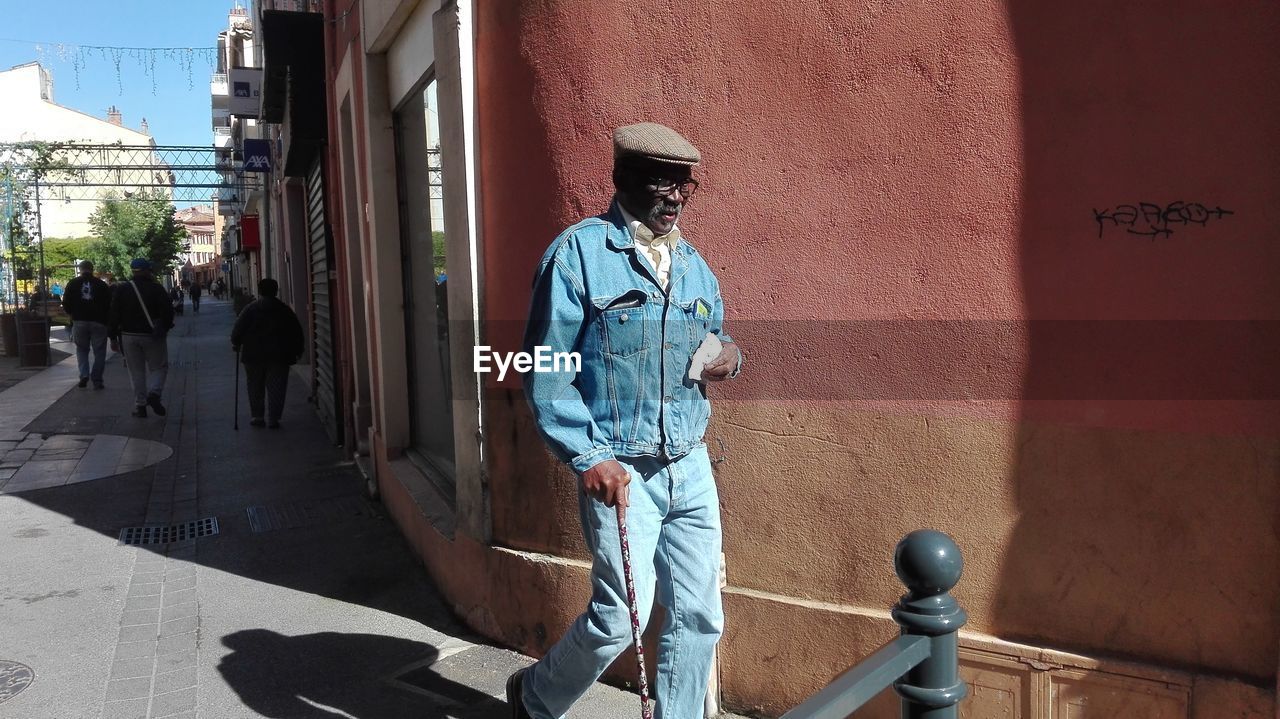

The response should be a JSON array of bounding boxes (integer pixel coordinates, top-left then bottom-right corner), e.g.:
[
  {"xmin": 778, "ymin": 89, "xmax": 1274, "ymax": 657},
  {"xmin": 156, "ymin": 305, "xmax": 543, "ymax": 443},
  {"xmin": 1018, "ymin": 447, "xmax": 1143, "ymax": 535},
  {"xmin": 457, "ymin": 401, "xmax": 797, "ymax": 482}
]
[
  {"xmin": 2, "ymin": 142, "xmax": 77, "ymax": 306},
  {"xmin": 2, "ymin": 168, "xmax": 40, "ymax": 303},
  {"xmin": 86, "ymin": 191, "xmax": 189, "ymax": 279},
  {"xmin": 38, "ymin": 237, "xmax": 94, "ymax": 286}
]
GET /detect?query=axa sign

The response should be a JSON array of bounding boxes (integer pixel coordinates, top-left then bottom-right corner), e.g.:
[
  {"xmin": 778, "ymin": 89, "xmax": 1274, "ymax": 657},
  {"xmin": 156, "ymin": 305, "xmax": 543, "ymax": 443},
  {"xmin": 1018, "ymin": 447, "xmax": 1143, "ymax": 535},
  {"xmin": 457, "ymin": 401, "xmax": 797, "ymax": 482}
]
[
  {"xmin": 243, "ymin": 139, "xmax": 272, "ymax": 173},
  {"xmin": 228, "ymin": 68, "xmax": 262, "ymax": 118}
]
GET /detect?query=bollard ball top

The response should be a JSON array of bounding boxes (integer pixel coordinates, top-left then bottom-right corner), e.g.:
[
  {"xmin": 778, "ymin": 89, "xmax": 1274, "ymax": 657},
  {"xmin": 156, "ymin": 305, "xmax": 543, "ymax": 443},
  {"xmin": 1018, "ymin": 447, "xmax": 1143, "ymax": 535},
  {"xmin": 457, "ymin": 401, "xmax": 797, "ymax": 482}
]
[{"xmin": 894, "ymin": 529, "xmax": 963, "ymax": 595}]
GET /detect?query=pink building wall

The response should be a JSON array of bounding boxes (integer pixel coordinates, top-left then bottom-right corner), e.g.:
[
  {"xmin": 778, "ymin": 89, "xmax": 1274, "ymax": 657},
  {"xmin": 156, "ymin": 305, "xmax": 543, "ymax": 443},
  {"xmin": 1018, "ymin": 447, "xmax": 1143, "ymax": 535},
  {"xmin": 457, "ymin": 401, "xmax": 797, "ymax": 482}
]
[{"xmin": 392, "ymin": 0, "xmax": 1280, "ymax": 713}]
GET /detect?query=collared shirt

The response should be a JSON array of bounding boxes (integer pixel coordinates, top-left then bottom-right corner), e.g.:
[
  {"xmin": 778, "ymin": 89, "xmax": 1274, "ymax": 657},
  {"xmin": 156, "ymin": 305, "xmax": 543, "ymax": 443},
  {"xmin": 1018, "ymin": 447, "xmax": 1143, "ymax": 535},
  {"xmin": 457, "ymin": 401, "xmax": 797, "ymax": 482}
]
[{"xmin": 617, "ymin": 203, "xmax": 678, "ymax": 290}]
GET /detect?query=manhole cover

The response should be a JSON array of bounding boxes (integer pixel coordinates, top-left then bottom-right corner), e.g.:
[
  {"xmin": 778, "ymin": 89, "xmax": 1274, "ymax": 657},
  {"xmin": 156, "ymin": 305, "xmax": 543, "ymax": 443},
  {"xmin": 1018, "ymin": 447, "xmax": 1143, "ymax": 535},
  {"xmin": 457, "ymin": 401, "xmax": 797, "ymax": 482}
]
[
  {"xmin": 0, "ymin": 660, "xmax": 35, "ymax": 704},
  {"xmin": 119, "ymin": 517, "xmax": 219, "ymax": 545}
]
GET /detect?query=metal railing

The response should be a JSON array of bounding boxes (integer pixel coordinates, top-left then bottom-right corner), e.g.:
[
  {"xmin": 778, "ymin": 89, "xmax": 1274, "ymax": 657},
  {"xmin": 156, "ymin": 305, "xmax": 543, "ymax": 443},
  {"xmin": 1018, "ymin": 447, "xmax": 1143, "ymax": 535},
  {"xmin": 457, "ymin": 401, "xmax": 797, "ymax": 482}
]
[
  {"xmin": 0, "ymin": 143, "xmax": 246, "ymax": 204},
  {"xmin": 781, "ymin": 530, "xmax": 968, "ymax": 719}
]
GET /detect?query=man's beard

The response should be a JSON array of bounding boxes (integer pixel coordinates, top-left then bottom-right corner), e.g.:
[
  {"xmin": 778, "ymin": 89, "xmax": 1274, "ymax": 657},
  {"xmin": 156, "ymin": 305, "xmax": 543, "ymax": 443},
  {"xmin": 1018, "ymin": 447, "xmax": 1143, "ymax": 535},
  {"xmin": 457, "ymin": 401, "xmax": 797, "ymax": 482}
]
[{"xmin": 646, "ymin": 201, "xmax": 682, "ymax": 230}]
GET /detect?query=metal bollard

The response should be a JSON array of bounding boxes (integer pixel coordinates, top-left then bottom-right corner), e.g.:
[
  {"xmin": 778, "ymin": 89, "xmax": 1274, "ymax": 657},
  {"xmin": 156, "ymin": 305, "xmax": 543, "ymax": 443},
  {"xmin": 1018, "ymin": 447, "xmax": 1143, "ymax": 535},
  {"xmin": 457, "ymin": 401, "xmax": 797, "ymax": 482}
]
[
  {"xmin": 891, "ymin": 529, "xmax": 969, "ymax": 719},
  {"xmin": 779, "ymin": 530, "xmax": 969, "ymax": 719}
]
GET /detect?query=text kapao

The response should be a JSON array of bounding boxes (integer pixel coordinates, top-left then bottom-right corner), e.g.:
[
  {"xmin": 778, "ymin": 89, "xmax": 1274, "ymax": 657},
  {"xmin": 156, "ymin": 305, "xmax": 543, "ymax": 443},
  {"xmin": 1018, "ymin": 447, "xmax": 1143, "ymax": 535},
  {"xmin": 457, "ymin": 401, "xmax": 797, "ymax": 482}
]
[{"xmin": 474, "ymin": 346, "xmax": 581, "ymax": 381}]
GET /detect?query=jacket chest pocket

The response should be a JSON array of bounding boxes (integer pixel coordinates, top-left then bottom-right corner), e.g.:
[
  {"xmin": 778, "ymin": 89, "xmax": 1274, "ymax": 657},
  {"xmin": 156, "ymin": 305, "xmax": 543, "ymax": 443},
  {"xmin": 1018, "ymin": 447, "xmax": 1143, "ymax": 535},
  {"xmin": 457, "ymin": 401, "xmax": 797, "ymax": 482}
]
[
  {"xmin": 594, "ymin": 291, "xmax": 649, "ymax": 357},
  {"xmin": 678, "ymin": 297, "xmax": 712, "ymax": 345}
]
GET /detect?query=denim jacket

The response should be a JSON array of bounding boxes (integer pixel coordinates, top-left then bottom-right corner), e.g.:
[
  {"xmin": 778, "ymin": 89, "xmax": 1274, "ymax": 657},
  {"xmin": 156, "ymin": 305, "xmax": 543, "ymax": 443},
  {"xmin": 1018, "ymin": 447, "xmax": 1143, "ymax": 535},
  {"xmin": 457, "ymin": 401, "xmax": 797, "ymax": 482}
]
[{"xmin": 522, "ymin": 200, "xmax": 740, "ymax": 474}]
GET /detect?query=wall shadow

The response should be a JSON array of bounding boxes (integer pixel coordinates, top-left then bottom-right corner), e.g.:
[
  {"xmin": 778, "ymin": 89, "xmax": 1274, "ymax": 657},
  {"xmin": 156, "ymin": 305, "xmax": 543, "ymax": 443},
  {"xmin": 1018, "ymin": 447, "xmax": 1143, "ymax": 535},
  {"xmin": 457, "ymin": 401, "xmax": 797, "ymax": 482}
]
[
  {"xmin": 998, "ymin": 0, "xmax": 1280, "ymax": 684},
  {"xmin": 474, "ymin": 1, "xmax": 598, "ymax": 560}
]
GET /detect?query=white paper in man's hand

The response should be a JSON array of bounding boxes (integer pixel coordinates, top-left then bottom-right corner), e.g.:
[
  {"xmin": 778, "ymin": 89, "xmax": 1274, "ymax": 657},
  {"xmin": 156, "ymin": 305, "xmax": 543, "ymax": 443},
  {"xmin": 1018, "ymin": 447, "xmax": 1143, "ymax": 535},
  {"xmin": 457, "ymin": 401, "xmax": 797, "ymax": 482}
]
[{"xmin": 688, "ymin": 332, "xmax": 724, "ymax": 382}]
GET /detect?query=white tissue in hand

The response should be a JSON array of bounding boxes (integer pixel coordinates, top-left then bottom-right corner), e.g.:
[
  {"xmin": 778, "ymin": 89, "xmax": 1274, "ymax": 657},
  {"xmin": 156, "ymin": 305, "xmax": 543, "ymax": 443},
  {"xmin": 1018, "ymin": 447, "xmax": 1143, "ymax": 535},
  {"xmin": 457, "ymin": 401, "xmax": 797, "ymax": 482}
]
[{"xmin": 688, "ymin": 332, "xmax": 723, "ymax": 382}]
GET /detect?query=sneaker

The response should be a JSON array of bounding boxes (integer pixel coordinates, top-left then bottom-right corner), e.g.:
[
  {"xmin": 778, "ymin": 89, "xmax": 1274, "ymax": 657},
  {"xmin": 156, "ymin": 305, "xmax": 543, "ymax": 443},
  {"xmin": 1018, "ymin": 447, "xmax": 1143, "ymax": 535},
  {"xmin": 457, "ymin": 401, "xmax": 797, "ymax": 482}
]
[
  {"xmin": 146, "ymin": 393, "xmax": 167, "ymax": 416},
  {"xmin": 78, "ymin": 377, "xmax": 89, "ymax": 388},
  {"xmin": 506, "ymin": 669, "xmax": 533, "ymax": 719},
  {"xmin": 249, "ymin": 417, "xmax": 265, "ymax": 427},
  {"xmin": 93, "ymin": 382, "xmax": 105, "ymax": 390},
  {"xmin": 267, "ymin": 420, "xmax": 280, "ymax": 429},
  {"xmin": 131, "ymin": 406, "xmax": 147, "ymax": 418}
]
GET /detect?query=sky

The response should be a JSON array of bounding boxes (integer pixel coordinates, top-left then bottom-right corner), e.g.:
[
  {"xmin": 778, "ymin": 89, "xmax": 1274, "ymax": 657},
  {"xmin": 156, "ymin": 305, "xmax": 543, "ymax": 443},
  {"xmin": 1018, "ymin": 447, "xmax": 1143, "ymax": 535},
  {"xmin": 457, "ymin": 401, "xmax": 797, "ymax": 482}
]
[{"xmin": 0, "ymin": 0, "xmax": 237, "ymax": 149}]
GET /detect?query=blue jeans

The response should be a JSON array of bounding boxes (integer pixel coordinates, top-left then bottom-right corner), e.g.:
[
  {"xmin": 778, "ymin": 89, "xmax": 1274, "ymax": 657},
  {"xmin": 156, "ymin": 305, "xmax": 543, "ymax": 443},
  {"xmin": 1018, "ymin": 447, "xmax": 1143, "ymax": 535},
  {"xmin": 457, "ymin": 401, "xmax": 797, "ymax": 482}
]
[
  {"xmin": 523, "ymin": 445, "xmax": 724, "ymax": 719},
  {"xmin": 72, "ymin": 320, "xmax": 108, "ymax": 383}
]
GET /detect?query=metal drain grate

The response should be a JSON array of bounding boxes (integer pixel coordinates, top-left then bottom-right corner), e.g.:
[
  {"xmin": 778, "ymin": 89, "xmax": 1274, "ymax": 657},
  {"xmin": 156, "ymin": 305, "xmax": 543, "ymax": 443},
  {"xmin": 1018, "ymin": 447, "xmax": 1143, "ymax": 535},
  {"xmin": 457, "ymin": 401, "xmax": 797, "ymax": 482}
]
[
  {"xmin": 118, "ymin": 517, "xmax": 219, "ymax": 545},
  {"xmin": 246, "ymin": 495, "xmax": 375, "ymax": 533},
  {"xmin": 304, "ymin": 464, "xmax": 362, "ymax": 482}
]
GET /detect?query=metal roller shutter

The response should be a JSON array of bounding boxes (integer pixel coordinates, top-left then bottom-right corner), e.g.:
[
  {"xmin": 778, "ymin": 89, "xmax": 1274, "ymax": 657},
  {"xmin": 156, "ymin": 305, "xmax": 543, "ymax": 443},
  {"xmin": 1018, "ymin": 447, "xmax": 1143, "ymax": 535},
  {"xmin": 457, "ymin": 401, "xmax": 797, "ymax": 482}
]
[{"xmin": 307, "ymin": 158, "xmax": 342, "ymax": 444}]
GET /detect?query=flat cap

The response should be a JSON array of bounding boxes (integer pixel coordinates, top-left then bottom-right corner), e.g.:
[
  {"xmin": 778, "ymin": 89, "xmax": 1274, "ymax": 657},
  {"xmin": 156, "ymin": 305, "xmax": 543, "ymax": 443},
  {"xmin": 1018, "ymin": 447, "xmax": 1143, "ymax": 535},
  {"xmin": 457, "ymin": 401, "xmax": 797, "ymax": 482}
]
[
  {"xmin": 130, "ymin": 258, "xmax": 152, "ymax": 270},
  {"xmin": 613, "ymin": 122, "xmax": 701, "ymax": 166}
]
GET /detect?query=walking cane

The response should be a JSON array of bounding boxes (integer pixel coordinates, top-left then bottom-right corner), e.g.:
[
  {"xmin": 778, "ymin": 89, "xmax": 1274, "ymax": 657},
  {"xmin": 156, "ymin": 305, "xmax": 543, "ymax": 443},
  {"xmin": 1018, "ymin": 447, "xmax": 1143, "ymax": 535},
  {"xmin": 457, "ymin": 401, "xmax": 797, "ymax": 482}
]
[
  {"xmin": 233, "ymin": 347, "xmax": 240, "ymax": 431},
  {"xmin": 617, "ymin": 504, "xmax": 654, "ymax": 719}
]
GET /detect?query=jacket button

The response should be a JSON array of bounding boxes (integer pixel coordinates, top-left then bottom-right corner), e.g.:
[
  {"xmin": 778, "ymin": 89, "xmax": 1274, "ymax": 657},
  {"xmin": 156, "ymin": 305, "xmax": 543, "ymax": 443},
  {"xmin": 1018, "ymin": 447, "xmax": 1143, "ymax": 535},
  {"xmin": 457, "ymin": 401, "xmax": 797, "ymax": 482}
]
[
  {"xmin": 663, "ymin": 396, "xmax": 674, "ymax": 403},
  {"xmin": 619, "ymin": 313, "xmax": 629, "ymax": 322},
  {"xmin": 663, "ymin": 342, "xmax": 673, "ymax": 349}
]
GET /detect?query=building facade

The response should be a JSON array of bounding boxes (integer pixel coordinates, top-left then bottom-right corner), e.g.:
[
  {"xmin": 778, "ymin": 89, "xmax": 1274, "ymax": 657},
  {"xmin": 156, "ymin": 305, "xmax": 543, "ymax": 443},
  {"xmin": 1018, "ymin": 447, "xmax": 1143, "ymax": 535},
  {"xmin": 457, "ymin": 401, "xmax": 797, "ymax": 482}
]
[
  {"xmin": 0, "ymin": 62, "xmax": 161, "ymax": 240},
  {"xmin": 249, "ymin": 2, "xmax": 1280, "ymax": 717},
  {"xmin": 211, "ymin": 5, "xmax": 267, "ymax": 297},
  {"xmin": 174, "ymin": 205, "xmax": 218, "ymax": 286}
]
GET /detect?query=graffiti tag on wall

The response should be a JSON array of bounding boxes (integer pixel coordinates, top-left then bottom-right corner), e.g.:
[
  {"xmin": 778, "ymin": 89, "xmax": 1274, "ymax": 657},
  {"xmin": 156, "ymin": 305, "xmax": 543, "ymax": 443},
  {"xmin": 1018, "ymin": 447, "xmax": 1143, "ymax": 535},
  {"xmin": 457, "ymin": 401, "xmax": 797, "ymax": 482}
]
[{"xmin": 1093, "ymin": 201, "xmax": 1234, "ymax": 239}]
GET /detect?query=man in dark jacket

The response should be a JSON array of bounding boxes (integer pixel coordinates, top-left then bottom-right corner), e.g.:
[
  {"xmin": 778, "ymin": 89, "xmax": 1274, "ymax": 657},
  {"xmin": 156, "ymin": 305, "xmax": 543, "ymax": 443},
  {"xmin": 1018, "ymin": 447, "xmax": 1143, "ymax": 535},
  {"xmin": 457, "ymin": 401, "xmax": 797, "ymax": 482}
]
[
  {"xmin": 189, "ymin": 281, "xmax": 202, "ymax": 314},
  {"xmin": 231, "ymin": 278, "xmax": 305, "ymax": 428},
  {"xmin": 170, "ymin": 285, "xmax": 184, "ymax": 316},
  {"xmin": 62, "ymin": 260, "xmax": 112, "ymax": 389},
  {"xmin": 109, "ymin": 258, "xmax": 175, "ymax": 418}
]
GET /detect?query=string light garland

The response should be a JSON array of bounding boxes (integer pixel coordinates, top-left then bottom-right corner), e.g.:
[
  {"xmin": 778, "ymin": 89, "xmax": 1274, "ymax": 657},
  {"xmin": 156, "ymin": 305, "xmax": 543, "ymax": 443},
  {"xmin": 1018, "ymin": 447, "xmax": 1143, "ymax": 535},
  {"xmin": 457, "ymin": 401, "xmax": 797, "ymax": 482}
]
[{"xmin": 0, "ymin": 38, "xmax": 217, "ymax": 95}]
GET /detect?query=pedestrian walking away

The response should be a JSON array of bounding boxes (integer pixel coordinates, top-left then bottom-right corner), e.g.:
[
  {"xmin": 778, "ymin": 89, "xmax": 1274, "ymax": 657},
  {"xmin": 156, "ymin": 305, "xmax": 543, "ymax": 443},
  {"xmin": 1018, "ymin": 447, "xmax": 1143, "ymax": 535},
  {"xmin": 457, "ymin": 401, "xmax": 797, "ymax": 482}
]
[
  {"xmin": 170, "ymin": 284, "xmax": 184, "ymax": 316},
  {"xmin": 108, "ymin": 258, "xmax": 174, "ymax": 418},
  {"xmin": 231, "ymin": 278, "xmax": 305, "ymax": 429},
  {"xmin": 62, "ymin": 260, "xmax": 112, "ymax": 389},
  {"xmin": 189, "ymin": 280, "xmax": 203, "ymax": 313},
  {"xmin": 510, "ymin": 122, "xmax": 744, "ymax": 719}
]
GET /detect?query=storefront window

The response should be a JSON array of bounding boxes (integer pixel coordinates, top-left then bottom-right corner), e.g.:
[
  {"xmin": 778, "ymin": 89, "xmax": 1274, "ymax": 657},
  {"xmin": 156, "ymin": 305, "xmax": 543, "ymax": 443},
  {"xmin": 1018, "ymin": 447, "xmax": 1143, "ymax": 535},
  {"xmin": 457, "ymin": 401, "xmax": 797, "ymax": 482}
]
[{"xmin": 395, "ymin": 77, "xmax": 456, "ymax": 484}]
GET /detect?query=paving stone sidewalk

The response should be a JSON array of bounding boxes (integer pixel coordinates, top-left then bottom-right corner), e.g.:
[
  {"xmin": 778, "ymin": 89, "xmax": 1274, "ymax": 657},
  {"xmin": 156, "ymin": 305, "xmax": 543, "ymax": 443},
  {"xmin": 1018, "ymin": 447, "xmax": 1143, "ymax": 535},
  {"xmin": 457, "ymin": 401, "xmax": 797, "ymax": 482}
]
[
  {"xmin": 0, "ymin": 298, "xmax": 748, "ymax": 719},
  {"xmin": 0, "ymin": 334, "xmax": 71, "ymax": 393}
]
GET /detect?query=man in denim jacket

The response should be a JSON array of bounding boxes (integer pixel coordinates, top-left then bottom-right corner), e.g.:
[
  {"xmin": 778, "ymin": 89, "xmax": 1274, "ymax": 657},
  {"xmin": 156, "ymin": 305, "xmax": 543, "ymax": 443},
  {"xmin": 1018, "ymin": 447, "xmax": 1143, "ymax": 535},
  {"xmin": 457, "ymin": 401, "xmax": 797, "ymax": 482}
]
[{"xmin": 510, "ymin": 123, "xmax": 742, "ymax": 719}]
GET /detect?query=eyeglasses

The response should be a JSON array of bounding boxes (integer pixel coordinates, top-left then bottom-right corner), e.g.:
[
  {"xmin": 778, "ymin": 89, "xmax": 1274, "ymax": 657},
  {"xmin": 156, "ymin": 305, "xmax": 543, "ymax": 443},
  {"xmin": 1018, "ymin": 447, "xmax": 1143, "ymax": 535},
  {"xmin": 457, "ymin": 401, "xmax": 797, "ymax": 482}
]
[{"xmin": 645, "ymin": 176, "xmax": 699, "ymax": 199}]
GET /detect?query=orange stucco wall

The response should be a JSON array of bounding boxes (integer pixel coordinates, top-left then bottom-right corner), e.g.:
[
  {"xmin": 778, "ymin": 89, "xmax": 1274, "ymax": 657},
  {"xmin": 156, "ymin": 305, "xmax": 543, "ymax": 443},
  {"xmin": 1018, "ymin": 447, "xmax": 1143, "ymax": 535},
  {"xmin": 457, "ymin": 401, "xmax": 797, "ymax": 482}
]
[{"xmin": 461, "ymin": 0, "xmax": 1280, "ymax": 714}]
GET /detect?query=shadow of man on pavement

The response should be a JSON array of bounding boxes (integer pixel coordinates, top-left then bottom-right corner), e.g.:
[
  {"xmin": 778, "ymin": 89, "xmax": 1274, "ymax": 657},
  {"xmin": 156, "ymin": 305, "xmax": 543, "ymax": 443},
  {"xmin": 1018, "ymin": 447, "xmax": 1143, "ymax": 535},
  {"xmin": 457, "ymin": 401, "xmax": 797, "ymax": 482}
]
[{"xmin": 217, "ymin": 629, "xmax": 507, "ymax": 718}]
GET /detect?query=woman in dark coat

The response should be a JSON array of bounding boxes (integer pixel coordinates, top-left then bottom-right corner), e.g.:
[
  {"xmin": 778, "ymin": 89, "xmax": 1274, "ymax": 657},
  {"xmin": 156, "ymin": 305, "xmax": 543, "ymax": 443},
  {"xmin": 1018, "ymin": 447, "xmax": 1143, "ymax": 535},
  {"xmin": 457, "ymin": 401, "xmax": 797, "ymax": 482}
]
[{"xmin": 230, "ymin": 278, "xmax": 305, "ymax": 428}]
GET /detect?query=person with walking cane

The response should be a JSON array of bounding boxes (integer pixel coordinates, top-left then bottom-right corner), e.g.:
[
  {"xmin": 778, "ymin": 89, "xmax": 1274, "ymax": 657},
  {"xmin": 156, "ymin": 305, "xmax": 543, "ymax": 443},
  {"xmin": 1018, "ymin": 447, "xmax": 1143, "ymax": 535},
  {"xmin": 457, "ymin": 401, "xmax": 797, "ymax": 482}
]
[
  {"xmin": 511, "ymin": 123, "xmax": 743, "ymax": 719},
  {"xmin": 233, "ymin": 345, "xmax": 241, "ymax": 431},
  {"xmin": 230, "ymin": 278, "xmax": 305, "ymax": 429}
]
